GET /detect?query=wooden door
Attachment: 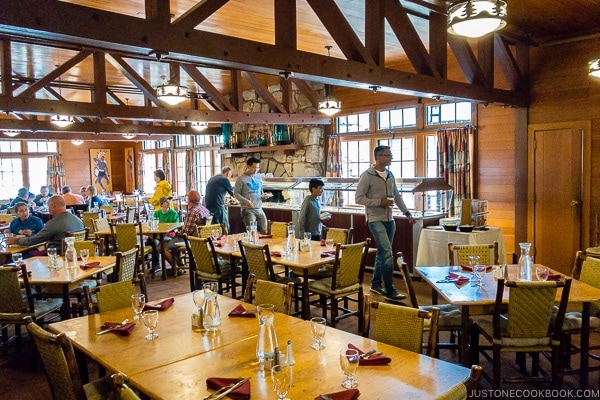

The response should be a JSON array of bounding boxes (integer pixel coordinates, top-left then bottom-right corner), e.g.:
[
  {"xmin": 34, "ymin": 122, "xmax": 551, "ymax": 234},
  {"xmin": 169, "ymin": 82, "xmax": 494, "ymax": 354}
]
[{"xmin": 528, "ymin": 124, "xmax": 589, "ymax": 273}]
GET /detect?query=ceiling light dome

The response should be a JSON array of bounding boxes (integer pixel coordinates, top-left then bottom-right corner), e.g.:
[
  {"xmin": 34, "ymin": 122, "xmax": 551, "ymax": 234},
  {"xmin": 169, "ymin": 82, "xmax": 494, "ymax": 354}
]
[
  {"xmin": 318, "ymin": 97, "xmax": 342, "ymax": 116},
  {"xmin": 51, "ymin": 115, "xmax": 74, "ymax": 127},
  {"xmin": 71, "ymin": 139, "xmax": 83, "ymax": 146},
  {"xmin": 589, "ymin": 58, "xmax": 600, "ymax": 78},
  {"xmin": 156, "ymin": 83, "xmax": 188, "ymax": 106},
  {"xmin": 191, "ymin": 122, "xmax": 209, "ymax": 132},
  {"xmin": 122, "ymin": 133, "xmax": 137, "ymax": 139},
  {"xmin": 448, "ymin": 0, "xmax": 507, "ymax": 39},
  {"xmin": 3, "ymin": 130, "xmax": 21, "ymax": 137}
]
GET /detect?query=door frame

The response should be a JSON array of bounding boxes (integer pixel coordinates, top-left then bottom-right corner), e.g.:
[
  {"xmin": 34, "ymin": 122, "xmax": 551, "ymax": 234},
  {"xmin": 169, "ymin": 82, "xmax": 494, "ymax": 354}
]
[{"xmin": 527, "ymin": 120, "xmax": 592, "ymax": 252}]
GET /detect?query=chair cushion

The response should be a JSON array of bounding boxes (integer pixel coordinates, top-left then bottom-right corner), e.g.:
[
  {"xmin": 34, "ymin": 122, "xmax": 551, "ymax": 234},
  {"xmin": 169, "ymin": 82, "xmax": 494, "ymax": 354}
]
[
  {"xmin": 308, "ymin": 278, "xmax": 360, "ymax": 296},
  {"xmin": 83, "ymin": 374, "xmax": 114, "ymax": 400},
  {"xmin": 561, "ymin": 312, "xmax": 600, "ymax": 331},
  {"xmin": 420, "ymin": 304, "xmax": 462, "ymax": 329},
  {"xmin": 475, "ymin": 316, "xmax": 552, "ymax": 347}
]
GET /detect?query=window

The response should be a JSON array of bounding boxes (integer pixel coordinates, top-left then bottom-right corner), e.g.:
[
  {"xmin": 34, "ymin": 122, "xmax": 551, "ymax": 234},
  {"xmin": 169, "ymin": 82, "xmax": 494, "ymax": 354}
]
[
  {"xmin": 425, "ymin": 135, "xmax": 438, "ymax": 178},
  {"xmin": 176, "ymin": 135, "xmax": 192, "ymax": 147},
  {"xmin": 27, "ymin": 141, "xmax": 57, "ymax": 153},
  {"xmin": 28, "ymin": 157, "xmax": 49, "ymax": 194},
  {"xmin": 175, "ymin": 151, "xmax": 186, "ymax": 196},
  {"xmin": 378, "ymin": 107, "xmax": 417, "ymax": 129},
  {"xmin": 0, "ymin": 158, "xmax": 23, "ymax": 196},
  {"xmin": 378, "ymin": 137, "xmax": 416, "ymax": 179},
  {"xmin": 142, "ymin": 153, "xmax": 157, "ymax": 193},
  {"xmin": 426, "ymin": 101, "xmax": 472, "ymax": 125},
  {"xmin": 194, "ymin": 150, "xmax": 212, "ymax": 196},
  {"xmin": 0, "ymin": 141, "xmax": 21, "ymax": 153},
  {"xmin": 339, "ymin": 139, "xmax": 371, "ymax": 205},
  {"xmin": 337, "ymin": 112, "xmax": 369, "ymax": 134}
]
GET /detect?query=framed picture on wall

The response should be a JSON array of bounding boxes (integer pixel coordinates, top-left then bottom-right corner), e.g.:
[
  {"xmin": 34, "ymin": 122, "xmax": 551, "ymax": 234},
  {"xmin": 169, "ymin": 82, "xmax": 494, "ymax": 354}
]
[
  {"xmin": 124, "ymin": 147, "xmax": 135, "ymax": 193},
  {"xmin": 89, "ymin": 149, "xmax": 113, "ymax": 194}
]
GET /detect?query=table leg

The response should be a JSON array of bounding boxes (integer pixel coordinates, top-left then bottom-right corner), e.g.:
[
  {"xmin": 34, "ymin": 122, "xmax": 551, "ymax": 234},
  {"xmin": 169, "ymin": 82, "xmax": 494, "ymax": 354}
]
[
  {"xmin": 460, "ymin": 305, "xmax": 470, "ymax": 367},
  {"xmin": 159, "ymin": 233, "xmax": 167, "ymax": 281},
  {"xmin": 302, "ymin": 270, "xmax": 310, "ymax": 320},
  {"xmin": 580, "ymin": 302, "xmax": 591, "ymax": 390},
  {"xmin": 61, "ymin": 285, "xmax": 70, "ymax": 320}
]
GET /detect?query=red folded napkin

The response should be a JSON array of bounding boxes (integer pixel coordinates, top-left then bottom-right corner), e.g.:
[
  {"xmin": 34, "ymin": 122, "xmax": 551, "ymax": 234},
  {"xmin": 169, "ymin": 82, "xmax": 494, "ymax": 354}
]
[
  {"xmin": 80, "ymin": 261, "xmax": 101, "ymax": 270},
  {"xmin": 547, "ymin": 273, "xmax": 562, "ymax": 281},
  {"xmin": 347, "ymin": 343, "xmax": 391, "ymax": 366},
  {"xmin": 270, "ymin": 251, "xmax": 282, "ymax": 257},
  {"xmin": 143, "ymin": 298, "xmax": 175, "ymax": 311},
  {"xmin": 461, "ymin": 265, "xmax": 493, "ymax": 272},
  {"xmin": 213, "ymin": 242, "xmax": 225, "ymax": 247},
  {"xmin": 446, "ymin": 272, "xmax": 470, "ymax": 285},
  {"xmin": 99, "ymin": 321, "xmax": 136, "ymax": 336},
  {"xmin": 321, "ymin": 250, "xmax": 336, "ymax": 257},
  {"xmin": 228, "ymin": 304, "xmax": 256, "ymax": 318},
  {"xmin": 259, "ymin": 234, "xmax": 272, "ymax": 239},
  {"xmin": 314, "ymin": 389, "xmax": 360, "ymax": 400},
  {"xmin": 206, "ymin": 377, "xmax": 250, "ymax": 400},
  {"xmin": 218, "ymin": 234, "xmax": 227, "ymax": 240}
]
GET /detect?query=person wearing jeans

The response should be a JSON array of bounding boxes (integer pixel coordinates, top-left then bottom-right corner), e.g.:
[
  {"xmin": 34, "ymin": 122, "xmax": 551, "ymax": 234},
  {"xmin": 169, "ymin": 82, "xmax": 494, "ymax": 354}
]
[{"xmin": 355, "ymin": 145, "xmax": 416, "ymax": 300}]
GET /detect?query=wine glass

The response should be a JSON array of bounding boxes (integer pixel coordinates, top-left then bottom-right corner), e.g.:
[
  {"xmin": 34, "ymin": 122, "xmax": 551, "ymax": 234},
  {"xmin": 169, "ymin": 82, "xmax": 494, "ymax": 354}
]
[
  {"xmin": 47, "ymin": 247, "xmax": 57, "ymax": 270},
  {"xmin": 12, "ymin": 252, "xmax": 23, "ymax": 265},
  {"xmin": 536, "ymin": 266, "xmax": 550, "ymax": 281},
  {"xmin": 131, "ymin": 293, "xmax": 146, "ymax": 321},
  {"xmin": 473, "ymin": 264, "xmax": 487, "ymax": 286},
  {"xmin": 467, "ymin": 255, "xmax": 480, "ymax": 278},
  {"xmin": 79, "ymin": 248, "xmax": 90, "ymax": 266},
  {"xmin": 192, "ymin": 289, "xmax": 206, "ymax": 311},
  {"xmin": 310, "ymin": 317, "xmax": 327, "ymax": 350},
  {"xmin": 271, "ymin": 364, "xmax": 292, "ymax": 400},
  {"xmin": 339, "ymin": 348, "xmax": 359, "ymax": 389},
  {"xmin": 325, "ymin": 238, "xmax": 334, "ymax": 251},
  {"xmin": 142, "ymin": 310, "xmax": 159, "ymax": 340},
  {"xmin": 212, "ymin": 229, "xmax": 221, "ymax": 243},
  {"xmin": 304, "ymin": 232, "xmax": 311, "ymax": 242}
]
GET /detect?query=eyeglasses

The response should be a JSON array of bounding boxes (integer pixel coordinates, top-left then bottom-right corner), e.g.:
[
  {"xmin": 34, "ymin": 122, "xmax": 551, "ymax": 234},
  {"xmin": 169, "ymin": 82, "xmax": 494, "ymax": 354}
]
[{"xmin": 378, "ymin": 153, "xmax": 393, "ymax": 157}]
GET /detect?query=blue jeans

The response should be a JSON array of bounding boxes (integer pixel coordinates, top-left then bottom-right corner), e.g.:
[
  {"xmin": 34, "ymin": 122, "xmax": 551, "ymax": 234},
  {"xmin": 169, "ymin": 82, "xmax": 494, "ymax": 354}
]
[
  {"xmin": 210, "ymin": 207, "xmax": 229, "ymax": 233},
  {"xmin": 368, "ymin": 220, "xmax": 396, "ymax": 293}
]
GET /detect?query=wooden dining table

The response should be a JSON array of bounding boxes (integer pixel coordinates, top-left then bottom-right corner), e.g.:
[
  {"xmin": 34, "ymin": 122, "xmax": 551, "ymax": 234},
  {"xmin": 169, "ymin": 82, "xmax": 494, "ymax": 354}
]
[
  {"xmin": 25, "ymin": 256, "xmax": 117, "ymax": 319},
  {"xmin": 0, "ymin": 241, "xmax": 47, "ymax": 264},
  {"xmin": 415, "ymin": 264, "xmax": 600, "ymax": 389},
  {"xmin": 95, "ymin": 222, "xmax": 182, "ymax": 280},
  {"xmin": 49, "ymin": 292, "xmax": 471, "ymax": 399}
]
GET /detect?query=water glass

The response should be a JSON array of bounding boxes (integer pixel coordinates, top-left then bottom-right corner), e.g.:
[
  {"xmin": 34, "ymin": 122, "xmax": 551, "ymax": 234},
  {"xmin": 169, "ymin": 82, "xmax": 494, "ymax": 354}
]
[
  {"xmin": 340, "ymin": 348, "xmax": 359, "ymax": 389},
  {"xmin": 212, "ymin": 229, "xmax": 221, "ymax": 242},
  {"xmin": 131, "ymin": 293, "xmax": 146, "ymax": 321},
  {"xmin": 304, "ymin": 232, "xmax": 311, "ymax": 242},
  {"xmin": 192, "ymin": 289, "xmax": 206, "ymax": 311},
  {"xmin": 536, "ymin": 266, "xmax": 550, "ymax": 281},
  {"xmin": 47, "ymin": 247, "xmax": 58, "ymax": 270},
  {"xmin": 142, "ymin": 310, "xmax": 159, "ymax": 340},
  {"xmin": 473, "ymin": 264, "xmax": 487, "ymax": 286},
  {"xmin": 271, "ymin": 364, "xmax": 293, "ymax": 400},
  {"xmin": 310, "ymin": 317, "xmax": 327, "ymax": 350},
  {"xmin": 79, "ymin": 248, "xmax": 90, "ymax": 266},
  {"xmin": 325, "ymin": 238, "xmax": 334, "ymax": 251},
  {"xmin": 12, "ymin": 252, "xmax": 23, "ymax": 265}
]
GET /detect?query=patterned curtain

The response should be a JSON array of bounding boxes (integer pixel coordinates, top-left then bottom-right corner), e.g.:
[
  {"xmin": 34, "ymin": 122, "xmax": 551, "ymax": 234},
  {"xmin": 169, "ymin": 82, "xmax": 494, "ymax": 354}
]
[
  {"xmin": 325, "ymin": 125, "xmax": 343, "ymax": 206},
  {"xmin": 437, "ymin": 126, "xmax": 473, "ymax": 215},
  {"xmin": 186, "ymin": 148, "xmax": 196, "ymax": 193},
  {"xmin": 137, "ymin": 151, "xmax": 145, "ymax": 193},
  {"xmin": 47, "ymin": 154, "xmax": 65, "ymax": 195},
  {"xmin": 162, "ymin": 149, "xmax": 172, "ymax": 182}
]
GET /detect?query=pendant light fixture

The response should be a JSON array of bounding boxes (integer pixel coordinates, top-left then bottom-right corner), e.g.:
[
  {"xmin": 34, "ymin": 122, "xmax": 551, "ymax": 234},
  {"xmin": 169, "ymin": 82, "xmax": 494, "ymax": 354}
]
[
  {"xmin": 191, "ymin": 121, "xmax": 209, "ymax": 132},
  {"xmin": 122, "ymin": 133, "xmax": 137, "ymax": 139},
  {"xmin": 447, "ymin": 0, "xmax": 507, "ymax": 39},
  {"xmin": 318, "ymin": 46, "xmax": 341, "ymax": 117},
  {"xmin": 3, "ymin": 130, "xmax": 21, "ymax": 137},
  {"xmin": 589, "ymin": 58, "xmax": 600, "ymax": 78},
  {"xmin": 156, "ymin": 75, "xmax": 188, "ymax": 106},
  {"xmin": 51, "ymin": 115, "xmax": 75, "ymax": 127},
  {"xmin": 71, "ymin": 139, "xmax": 84, "ymax": 146}
]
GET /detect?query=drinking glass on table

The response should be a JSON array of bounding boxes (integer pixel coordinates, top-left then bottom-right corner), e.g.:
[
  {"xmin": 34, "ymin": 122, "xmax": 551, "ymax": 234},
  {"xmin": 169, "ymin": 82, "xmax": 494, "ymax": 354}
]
[
  {"xmin": 304, "ymin": 232, "xmax": 311, "ymax": 242},
  {"xmin": 473, "ymin": 264, "xmax": 487, "ymax": 286},
  {"xmin": 131, "ymin": 293, "xmax": 146, "ymax": 321},
  {"xmin": 325, "ymin": 238, "xmax": 334, "ymax": 251},
  {"xmin": 47, "ymin": 247, "xmax": 57, "ymax": 270},
  {"xmin": 271, "ymin": 364, "xmax": 293, "ymax": 400},
  {"xmin": 536, "ymin": 266, "xmax": 550, "ymax": 281},
  {"xmin": 12, "ymin": 252, "xmax": 23, "ymax": 265},
  {"xmin": 192, "ymin": 289, "xmax": 206, "ymax": 312},
  {"xmin": 142, "ymin": 310, "xmax": 159, "ymax": 340},
  {"xmin": 211, "ymin": 229, "xmax": 220, "ymax": 243},
  {"xmin": 340, "ymin": 348, "xmax": 359, "ymax": 389},
  {"xmin": 310, "ymin": 317, "xmax": 327, "ymax": 350},
  {"xmin": 79, "ymin": 248, "xmax": 90, "ymax": 266}
]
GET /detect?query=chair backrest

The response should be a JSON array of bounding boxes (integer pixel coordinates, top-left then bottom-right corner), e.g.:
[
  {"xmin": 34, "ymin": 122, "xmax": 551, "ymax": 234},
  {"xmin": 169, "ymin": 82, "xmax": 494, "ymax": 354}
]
[
  {"xmin": 93, "ymin": 217, "xmax": 110, "ymax": 232},
  {"xmin": 198, "ymin": 223, "xmax": 222, "ymax": 239},
  {"xmin": 184, "ymin": 236, "xmax": 221, "ymax": 287},
  {"xmin": 268, "ymin": 221, "xmax": 289, "ymax": 238},
  {"xmin": 330, "ymin": 241, "xmax": 369, "ymax": 290},
  {"xmin": 397, "ymin": 252, "xmax": 420, "ymax": 309},
  {"xmin": 434, "ymin": 365, "xmax": 483, "ymax": 400},
  {"xmin": 62, "ymin": 229, "xmax": 88, "ymax": 254},
  {"xmin": 239, "ymin": 242, "xmax": 277, "ymax": 282},
  {"xmin": 572, "ymin": 250, "xmax": 600, "ymax": 283},
  {"xmin": 363, "ymin": 294, "xmax": 440, "ymax": 357},
  {"xmin": 448, "ymin": 241, "xmax": 499, "ymax": 266},
  {"xmin": 111, "ymin": 223, "xmax": 139, "ymax": 252},
  {"xmin": 494, "ymin": 278, "xmax": 571, "ymax": 342},
  {"xmin": 115, "ymin": 247, "xmax": 139, "ymax": 282},
  {"xmin": 82, "ymin": 211, "xmax": 101, "ymax": 232},
  {"xmin": 324, "ymin": 227, "xmax": 353, "ymax": 244},
  {"xmin": 0, "ymin": 214, "xmax": 14, "ymax": 224},
  {"xmin": 83, "ymin": 273, "xmax": 147, "ymax": 314},
  {"xmin": 74, "ymin": 240, "xmax": 99, "ymax": 257},
  {"xmin": 125, "ymin": 206, "xmax": 137, "ymax": 223},
  {"xmin": 124, "ymin": 195, "xmax": 137, "ymax": 207},
  {"xmin": 0, "ymin": 265, "xmax": 32, "ymax": 315},
  {"xmin": 25, "ymin": 317, "xmax": 87, "ymax": 400},
  {"xmin": 243, "ymin": 273, "xmax": 293, "ymax": 315}
]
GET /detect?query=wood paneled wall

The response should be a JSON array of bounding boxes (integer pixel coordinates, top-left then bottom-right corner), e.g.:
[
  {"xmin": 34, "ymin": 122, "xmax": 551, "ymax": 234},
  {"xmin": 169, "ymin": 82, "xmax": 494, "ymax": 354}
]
[{"xmin": 61, "ymin": 141, "xmax": 141, "ymax": 194}]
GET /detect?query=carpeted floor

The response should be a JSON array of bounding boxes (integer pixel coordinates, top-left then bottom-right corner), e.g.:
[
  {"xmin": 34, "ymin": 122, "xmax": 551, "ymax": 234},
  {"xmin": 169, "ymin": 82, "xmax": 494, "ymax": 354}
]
[{"xmin": 1, "ymin": 270, "xmax": 598, "ymax": 399}]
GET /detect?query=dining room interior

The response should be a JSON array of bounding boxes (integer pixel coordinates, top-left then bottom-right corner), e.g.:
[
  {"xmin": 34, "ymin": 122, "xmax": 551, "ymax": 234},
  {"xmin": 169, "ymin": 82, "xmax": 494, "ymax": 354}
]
[{"xmin": 2, "ymin": 0, "xmax": 600, "ymax": 398}]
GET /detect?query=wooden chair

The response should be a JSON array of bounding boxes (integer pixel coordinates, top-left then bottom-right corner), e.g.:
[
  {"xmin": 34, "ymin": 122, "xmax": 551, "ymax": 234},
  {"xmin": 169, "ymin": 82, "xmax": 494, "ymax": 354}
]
[
  {"xmin": 561, "ymin": 252, "xmax": 600, "ymax": 374},
  {"xmin": 323, "ymin": 226, "xmax": 353, "ymax": 244},
  {"xmin": 83, "ymin": 273, "xmax": 147, "ymax": 314},
  {"xmin": 74, "ymin": 239, "xmax": 104, "ymax": 257},
  {"xmin": 198, "ymin": 223, "xmax": 222, "ymax": 239},
  {"xmin": 0, "ymin": 264, "xmax": 62, "ymax": 345},
  {"xmin": 396, "ymin": 253, "xmax": 463, "ymax": 357},
  {"xmin": 112, "ymin": 373, "xmax": 142, "ymax": 400},
  {"xmin": 434, "ymin": 365, "xmax": 483, "ymax": 400},
  {"xmin": 363, "ymin": 293, "xmax": 440, "ymax": 357},
  {"xmin": 243, "ymin": 273, "xmax": 294, "ymax": 315},
  {"xmin": 93, "ymin": 217, "xmax": 110, "ymax": 232},
  {"xmin": 114, "ymin": 248, "xmax": 140, "ymax": 282},
  {"xmin": 471, "ymin": 277, "xmax": 572, "ymax": 389},
  {"xmin": 61, "ymin": 229, "xmax": 89, "ymax": 254},
  {"xmin": 81, "ymin": 211, "xmax": 101, "ymax": 234},
  {"xmin": 0, "ymin": 214, "xmax": 15, "ymax": 224},
  {"xmin": 124, "ymin": 195, "xmax": 138, "ymax": 207},
  {"xmin": 268, "ymin": 220, "xmax": 289, "ymax": 238},
  {"xmin": 308, "ymin": 240, "xmax": 369, "ymax": 331},
  {"xmin": 111, "ymin": 222, "xmax": 154, "ymax": 276},
  {"xmin": 185, "ymin": 235, "xmax": 239, "ymax": 297},
  {"xmin": 25, "ymin": 317, "xmax": 116, "ymax": 400},
  {"xmin": 448, "ymin": 241, "xmax": 499, "ymax": 266},
  {"xmin": 125, "ymin": 206, "xmax": 137, "ymax": 223}
]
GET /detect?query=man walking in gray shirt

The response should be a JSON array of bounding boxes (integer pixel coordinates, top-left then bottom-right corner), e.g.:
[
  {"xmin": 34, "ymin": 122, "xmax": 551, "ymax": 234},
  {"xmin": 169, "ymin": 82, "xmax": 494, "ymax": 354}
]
[{"xmin": 234, "ymin": 156, "xmax": 270, "ymax": 233}]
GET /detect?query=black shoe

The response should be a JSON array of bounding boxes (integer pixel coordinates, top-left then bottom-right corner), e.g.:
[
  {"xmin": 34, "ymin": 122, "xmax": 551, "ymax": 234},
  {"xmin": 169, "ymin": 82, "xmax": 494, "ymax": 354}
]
[
  {"xmin": 370, "ymin": 286, "xmax": 385, "ymax": 296},
  {"xmin": 385, "ymin": 289, "xmax": 407, "ymax": 301}
]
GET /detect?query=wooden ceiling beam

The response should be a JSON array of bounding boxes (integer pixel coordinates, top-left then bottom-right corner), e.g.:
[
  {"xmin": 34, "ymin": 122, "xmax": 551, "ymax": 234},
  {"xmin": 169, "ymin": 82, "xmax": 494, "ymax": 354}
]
[
  {"xmin": 365, "ymin": 0, "xmax": 386, "ymax": 67},
  {"xmin": 241, "ymin": 71, "xmax": 287, "ymax": 114},
  {"xmin": 93, "ymin": 52, "xmax": 107, "ymax": 104},
  {"xmin": 0, "ymin": 96, "xmax": 331, "ymax": 125},
  {"xmin": 1, "ymin": 38, "xmax": 12, "ymax": 97},
  {"xmin": 494, "ymin": 35, "xmax": 525, "ymax": 91},
  {"xmin": 275, "ymin": 0, "xmax": 297, "ymax": 49},
  {"xmin": 290, "ymin": 79, "xmax": 320, "ymax": 109},
  {"xmin": 105, "ymin": 54, "xmax": 162, "ymax": 106},
  {"xmin": 181, "ymin": 63, "xmax": 236, "ymax": 111},
  {"xmin": 447, "ymin": 36, "xmax": 485, "ymax": 86},
  {"xmin": 172, "ymin": 0, "xmax": 230, "ymax": 33}
]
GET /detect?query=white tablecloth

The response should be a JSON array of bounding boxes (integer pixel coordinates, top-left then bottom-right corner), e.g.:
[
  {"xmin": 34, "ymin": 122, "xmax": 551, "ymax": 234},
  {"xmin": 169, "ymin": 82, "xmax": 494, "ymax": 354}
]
[{"xmin": 415, "ymin": 227, "xmax": 507, "ymax": 266}]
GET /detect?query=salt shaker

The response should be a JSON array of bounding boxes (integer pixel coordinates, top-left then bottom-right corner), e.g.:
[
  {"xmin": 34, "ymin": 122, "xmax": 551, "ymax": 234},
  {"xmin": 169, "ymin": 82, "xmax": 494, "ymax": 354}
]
[{"xmin": 286, "ymin": 339, "xmax": 295, "ymax": 366}]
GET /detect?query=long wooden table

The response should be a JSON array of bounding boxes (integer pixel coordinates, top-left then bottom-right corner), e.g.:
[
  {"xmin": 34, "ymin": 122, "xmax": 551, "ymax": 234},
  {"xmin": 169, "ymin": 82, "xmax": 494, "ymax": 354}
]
[
  {"xmin": 95, "ymin": 222, "xmax": 182, "ymax": 280},
  {"xmin": 49, "ymin": 292, "xmax": 471, "ymax": 399},
  {"xmin": 0, "ymin": 241, "xmax": 47, "ymax": 264},
  {"xmin": 415, "ymin": 264, "xmax": 600, "ymax": 389},
  {"xmin": 25, "ymin": 256, "xmax": 116, "ymax": 319}
]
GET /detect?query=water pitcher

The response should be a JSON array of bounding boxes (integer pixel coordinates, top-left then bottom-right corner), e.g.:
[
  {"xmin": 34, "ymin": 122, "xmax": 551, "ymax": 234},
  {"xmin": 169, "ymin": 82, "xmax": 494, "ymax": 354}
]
[
  {"xmin": 202, "ymin": 282, "xmax": 221, "ymax": 331},
  {"xmin": 256, "ymin": 303, "xmax": 278, "ymax": 371},
  {"xmin": 64, "ymin": 237, "xmax": 77, "ymax": 270},
  {"xmin": 518, "ymin": 242, "xmax": 532, "ymax": 281}
]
